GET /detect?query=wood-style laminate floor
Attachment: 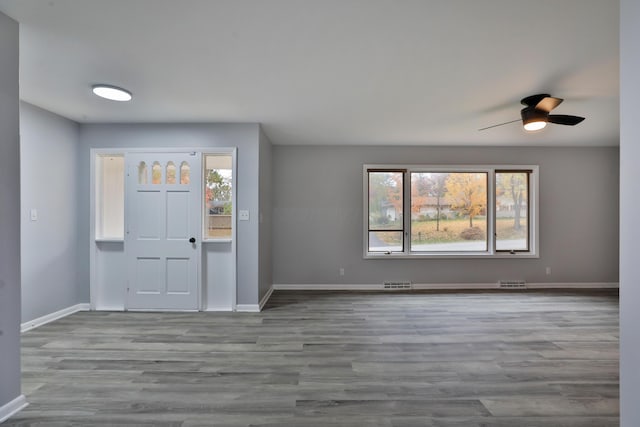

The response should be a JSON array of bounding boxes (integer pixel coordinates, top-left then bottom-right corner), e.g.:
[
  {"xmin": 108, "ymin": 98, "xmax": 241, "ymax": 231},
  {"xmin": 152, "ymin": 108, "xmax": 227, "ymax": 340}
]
[{"xmin": 5, "ymin": 290, "xmax": 619, "ymax": 426}]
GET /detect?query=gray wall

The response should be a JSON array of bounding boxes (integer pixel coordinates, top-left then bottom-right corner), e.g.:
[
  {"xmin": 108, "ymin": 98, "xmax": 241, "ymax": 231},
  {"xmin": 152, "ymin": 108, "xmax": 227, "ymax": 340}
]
[
  {"xmin": 78, "ymin": 123, "xmax": 262, "ymax": 305},
  {"xmin": 20, "ymin": 102, "xmax": 81, "ymax": 323},
  {"xmin": 273, "ymin": 145, "xmax": 619, "ymax": 285},
  {"xmin": 258, "ymin": 127, "xmax": 273, "ymax": 301},
  {"xmin": 0, "ymin": 10, "xmax": 22, "ymax": 411},
  {"xmin": 620, "ymin": 0, "xmax": 639, "ymax": 424}
]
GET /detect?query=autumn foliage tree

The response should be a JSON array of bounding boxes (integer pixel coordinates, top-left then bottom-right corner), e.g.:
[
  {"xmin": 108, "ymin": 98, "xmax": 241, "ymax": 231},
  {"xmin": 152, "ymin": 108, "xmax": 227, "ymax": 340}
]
[
  {"xmin": 496, "ymin": 172, "xmax": 527, "ymax": 230},
  {"xmin": 369, "ymin": 172, "xmax": 403, "ymax": 228},
  {"xmin": 206, "ymin": 170, "xmax": 232, "ymax": 214},
  {"xmin": 445, "ymin": 173, "xmax": 487, "ymax": 227},
  {"xmin": 411, "ymin": 173, "xmax": 448, "ymax": 231}
]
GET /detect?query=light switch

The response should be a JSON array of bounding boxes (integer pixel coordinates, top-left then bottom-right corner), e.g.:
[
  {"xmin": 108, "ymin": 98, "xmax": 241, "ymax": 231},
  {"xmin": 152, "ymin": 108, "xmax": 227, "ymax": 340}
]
[
  {"xmin": 239, "ymin": 210, "xmax": 250, "ymax": 221},
  {"xmin": 30, "ymin": 208, "xmax": 38, "ymax": 221}
]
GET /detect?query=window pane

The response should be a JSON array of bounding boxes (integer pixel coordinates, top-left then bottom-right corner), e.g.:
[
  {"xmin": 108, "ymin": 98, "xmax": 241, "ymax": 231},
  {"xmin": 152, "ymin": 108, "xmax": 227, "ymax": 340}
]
[
  {"xmin": 96, "ymin": 155, "xmax": 124, "ymax": 240},
  {"xmin": 204, "ymin": 154, "xmax": 233, "ymax": 239},
  {"xmin": 368, "ymin": 171, "xmax": 403, "ymax": 230},
  {"xmin": 496, "ymin": 171, "xmax": 529, "ymax": 251},
  {"xmin": 410, "ymin": 172, "xmax": 487, "ymax": 252},
  {"xmin": 180, "ymin": 161, "xmax": 190, "ymax": 184},
  {"xmin": 369, "ymin": 231, "xmax": 403, "ymax": 253},
  {"xmin": 138, "ymin": 161, "xmax": 148, "ymax": 185},
  {"xmin": 151, "ymin": 162, "xmax": 162, "ymax": 184},
  {"xmin": 166, "ymin": 161, "xmax": 176, "ymax": 184}
]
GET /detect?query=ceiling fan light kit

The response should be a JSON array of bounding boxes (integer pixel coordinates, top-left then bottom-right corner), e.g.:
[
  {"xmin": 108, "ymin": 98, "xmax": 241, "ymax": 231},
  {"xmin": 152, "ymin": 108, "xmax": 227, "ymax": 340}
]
[{"xmin": 521, "ymin": 107, "xmax": 548, "ymax": 131}]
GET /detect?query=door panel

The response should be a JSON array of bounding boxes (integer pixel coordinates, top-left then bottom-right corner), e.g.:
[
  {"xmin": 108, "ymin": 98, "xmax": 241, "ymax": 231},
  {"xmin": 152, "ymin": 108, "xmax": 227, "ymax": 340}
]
[
  {"xmin": 166, "ymin": 258, "xmax": 191, "ymax": 294},
  {"xmin": 126, "ymin": 152, "xmax": 200, "ymax": 310},
  {"xmin": 136, "ymin": 191, "xmax": 162, "ymax": 239},
  {"xmin": 136, "ymin": 258, "xmax": 162, "ymax": 294},
  {"xmin": 166, "ymin": 192, "xmax": 190, "ymax": 239}
]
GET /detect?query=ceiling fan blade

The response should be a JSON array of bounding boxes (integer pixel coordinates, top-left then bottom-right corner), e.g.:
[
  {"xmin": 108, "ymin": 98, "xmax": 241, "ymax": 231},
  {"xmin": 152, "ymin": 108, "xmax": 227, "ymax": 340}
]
[
  {"xmin": 520, "ymin": 94, "xmax": 550, "ymax": 108},
  {"xmin": 535, "ymin": 96, "xmax": 563, "ymax": 112},
  {"xmin": 548, "ymin": 114, "xmax": 585, "ymax": 126},
  {"xmin": 478, "ymin": 119, "xmax": 521, "ymax": 131}
]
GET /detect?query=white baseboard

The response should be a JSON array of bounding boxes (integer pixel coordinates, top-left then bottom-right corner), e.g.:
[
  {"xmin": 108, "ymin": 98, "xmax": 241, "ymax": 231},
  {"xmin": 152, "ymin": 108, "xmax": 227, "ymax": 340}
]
[
  {"xmin": 526, "ymin": 282, "xmax": 619, "ymax": 289},
  {"xmin": 272, "ymin": 282, "xmax": 619, "ymax": 291},
  {"xmin": 204, "ymin": 306, "xmax": 233, "ymax": 312},
  {"xmin": 21, "ymin": 303, "xmax": 90, "ymax": 333},
  {"xmin": 259, "ymin": 286, "xmax": 274, "ymax": 311},
  {"xmin": 235, "ymin": 304, "xmax": 261, "ymax": 312},
  {"xmin": 0, "ymin": 395, "xmax": 28, "ymax": 423},
  {"xmin": 273, "ymin": 284, "xmax": 381, "ymax": 291},
  {"xmin": 413, "ymin": 283, "xmax": 497, "ymax": 290}
]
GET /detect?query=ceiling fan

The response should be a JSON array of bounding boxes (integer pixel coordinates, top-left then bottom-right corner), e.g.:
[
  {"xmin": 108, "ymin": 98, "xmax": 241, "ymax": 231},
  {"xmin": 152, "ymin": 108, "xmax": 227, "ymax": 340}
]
[{"xmin": 479, "ymin": 94, "xmax": 585, "ymax": 132}]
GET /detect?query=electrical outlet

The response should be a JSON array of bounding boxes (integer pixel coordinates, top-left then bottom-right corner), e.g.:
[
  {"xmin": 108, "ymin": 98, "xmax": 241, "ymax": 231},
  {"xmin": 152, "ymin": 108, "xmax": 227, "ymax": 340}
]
[
  {"xmin": 546, "ymin": 267, "xmax": 552, "ymax": 275},
  {"xmin": 339, "ymin": 268, "xmax": 345, "ymax": 276}
]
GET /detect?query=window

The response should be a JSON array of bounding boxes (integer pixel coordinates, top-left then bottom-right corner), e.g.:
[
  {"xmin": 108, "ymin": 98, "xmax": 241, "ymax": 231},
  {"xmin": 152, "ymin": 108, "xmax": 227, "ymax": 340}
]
[
  {"xmin": 95, "ymin": 154, "xmax": 124, "ymax": 240},
  {"xmin": 204, "ymin": 154, "xmax": 233, "ymax": 240},
  {"xmin": 368, "ymin": 170, "xmax": 404, "ymax": 253},
  {"xmin": 364, "ymin": 165, "xmax": 538, "ymax": 258},
  {"xmin": 496, "ymin": 171, "xmax": 529, "ymax": 252},
  {"xmin": 410, "ymin": 171, "xmax": 488, "ymax": 252}
]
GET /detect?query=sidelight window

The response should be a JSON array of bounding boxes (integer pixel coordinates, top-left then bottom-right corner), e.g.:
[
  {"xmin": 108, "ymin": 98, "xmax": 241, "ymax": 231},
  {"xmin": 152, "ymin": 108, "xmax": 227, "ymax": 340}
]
[
  {"xmin": 95, "ymin": 154, "xmax": 125, "ymax": 240},
  {"xmin": 203, "ymin": 154, "xmax": 233, "ymax": 240}
]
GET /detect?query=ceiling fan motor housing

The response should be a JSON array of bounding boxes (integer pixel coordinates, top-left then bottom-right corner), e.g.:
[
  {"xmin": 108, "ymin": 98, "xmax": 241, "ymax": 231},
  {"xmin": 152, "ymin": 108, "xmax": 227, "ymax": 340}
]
[{"xmin": 521, "ymin": 106, "xmax": 548, "ymax": 125}]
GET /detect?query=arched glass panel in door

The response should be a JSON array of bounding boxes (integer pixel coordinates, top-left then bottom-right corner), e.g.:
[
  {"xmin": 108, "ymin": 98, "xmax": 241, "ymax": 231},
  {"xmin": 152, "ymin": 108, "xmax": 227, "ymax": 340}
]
[
  {"xmin": 180, "ymin": 161, "xmax": 191, "ymax": 185},
  {"xmin": 166, "ymin": 161, "xmax": 177, "ymax": 184},
  {"xmin": 152, "ymin": 161, "xmax": 162, "ymax": 184},
  {"xmin": 138, "ymin": 161, "xmax": 148, "ymax": 185}
]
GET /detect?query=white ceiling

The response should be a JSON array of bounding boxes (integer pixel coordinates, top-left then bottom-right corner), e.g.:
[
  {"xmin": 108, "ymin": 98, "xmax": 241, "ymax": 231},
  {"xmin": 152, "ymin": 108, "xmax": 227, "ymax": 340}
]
[{"xmin": 0, "ymin": 0, "xmax": 619, "ymax": 146}]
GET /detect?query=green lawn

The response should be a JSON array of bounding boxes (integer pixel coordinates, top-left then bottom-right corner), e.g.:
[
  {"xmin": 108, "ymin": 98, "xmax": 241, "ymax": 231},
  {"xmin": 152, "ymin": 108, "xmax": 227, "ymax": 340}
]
[
  {"xmin": 411, "ymin": 217, "xmax": 526, "ymax": 244},
  {"xmin": 375, "ymin": 217, "xmax": 526, "ymax": 245}
]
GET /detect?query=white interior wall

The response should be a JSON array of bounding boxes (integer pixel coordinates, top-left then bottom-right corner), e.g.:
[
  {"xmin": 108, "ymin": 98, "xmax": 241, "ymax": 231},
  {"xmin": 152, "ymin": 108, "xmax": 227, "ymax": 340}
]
[
  {"xmin": 19, "ymin": 102, "xmax": 81, "ymax": 322},
  {"xmin": 0, "ymin": 10, "xmax": 23, "ymax": 418},
  {"xmin": 79, "ymin": 123, "xmax": 263, "ymax": 306},
  {"xmin": 272, "ymin": 145, "xmax": 619, "ymax": 286},
  {"xmin": 620, "ymin": 0, "xmax": 639, "ymax": 424},
  {"xmin": 258, "ymin": 127, "xmax": 273, "ymax": 302}
]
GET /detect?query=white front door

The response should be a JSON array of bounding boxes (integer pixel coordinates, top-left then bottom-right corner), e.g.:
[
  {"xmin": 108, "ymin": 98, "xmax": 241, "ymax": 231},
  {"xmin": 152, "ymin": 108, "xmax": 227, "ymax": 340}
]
[{"xmin": 125, "ymin": 152, "xmax": 201, "ymax": 310}]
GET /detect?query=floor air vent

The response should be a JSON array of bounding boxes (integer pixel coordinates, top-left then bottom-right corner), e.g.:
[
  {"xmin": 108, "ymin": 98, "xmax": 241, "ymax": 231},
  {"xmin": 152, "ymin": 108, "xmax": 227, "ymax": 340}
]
[
  {"xmin": 499, "ymin": 280, "xmax": 527, "ymax": 289},
  {"xmin": 383, "ymin": 281, "xmax": 412, "ymax": 290}
]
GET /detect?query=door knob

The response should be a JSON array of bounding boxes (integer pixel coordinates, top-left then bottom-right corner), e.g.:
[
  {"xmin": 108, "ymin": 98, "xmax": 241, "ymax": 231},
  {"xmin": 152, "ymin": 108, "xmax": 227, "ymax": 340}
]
[{"xmin": 189, "ymin": 237, "xmax": 196, "ymax": 243}]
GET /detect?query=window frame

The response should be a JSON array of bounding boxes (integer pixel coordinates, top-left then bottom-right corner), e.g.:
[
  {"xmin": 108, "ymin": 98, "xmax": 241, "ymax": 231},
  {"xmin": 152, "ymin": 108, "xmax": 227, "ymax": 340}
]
[
  {"xmin": 202, "ymin": 149, "xmax": 236, "ymax": 243},
  {"xmin": 367, "ymin": 169, "xmax": 406, "ymax": 253},
  {"xmin": 494, "ymin": 169, "xmax": 532, "ymax": 254},
  {"xmin": 94, "ymin": 152, "xmax": 125, "ymax": 241},
  {"xmin": 363, "ymin": 164, "xmax": 539, "ymax": 259}
]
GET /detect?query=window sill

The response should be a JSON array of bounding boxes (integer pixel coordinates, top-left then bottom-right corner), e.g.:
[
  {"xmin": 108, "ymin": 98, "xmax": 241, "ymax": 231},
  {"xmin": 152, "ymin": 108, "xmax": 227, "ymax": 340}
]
[
  {"xmin": 95, "ymin": 238, "xmax": 124, "ymax": 243},
  {"xmin": 203, "ymin": 239, "xmax": 233, "ymax": 244},
  {"xmin": 364, "ymin": 252, "xmax": 539, "ymax": 259}
]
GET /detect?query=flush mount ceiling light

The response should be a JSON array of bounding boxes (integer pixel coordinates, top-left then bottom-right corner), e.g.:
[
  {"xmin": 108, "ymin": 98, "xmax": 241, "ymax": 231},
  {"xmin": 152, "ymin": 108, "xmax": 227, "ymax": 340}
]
[{"xmin": 92, "ymin": 84, "xmax": 132, "ymax": 101}]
